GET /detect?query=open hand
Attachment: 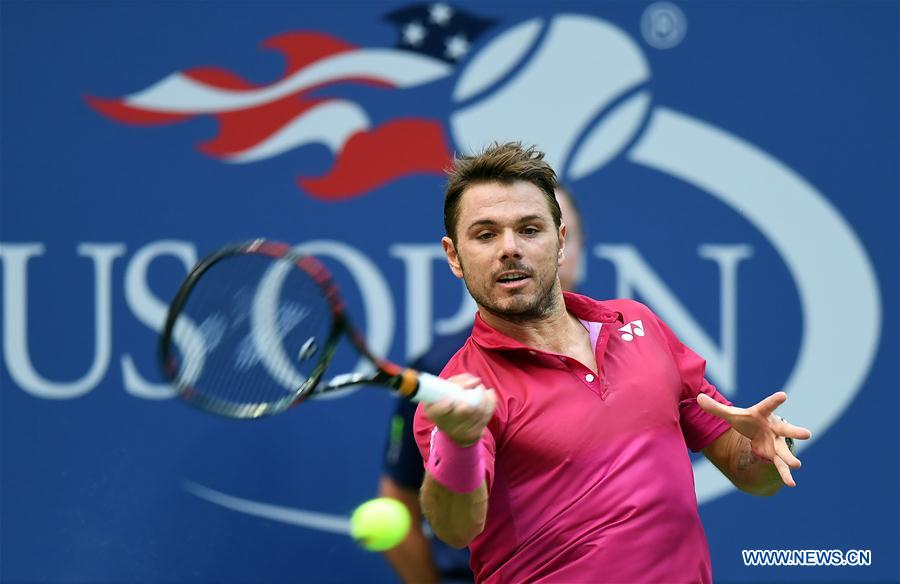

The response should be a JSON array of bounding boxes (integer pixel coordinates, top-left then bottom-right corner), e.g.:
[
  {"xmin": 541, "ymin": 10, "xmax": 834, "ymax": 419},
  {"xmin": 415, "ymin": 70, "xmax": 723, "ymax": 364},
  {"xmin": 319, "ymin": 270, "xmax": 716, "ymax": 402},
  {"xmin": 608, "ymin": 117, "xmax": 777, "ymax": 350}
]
[{"xmin": 698, "ymin": 391, "xmax": 812, "ymax": 487}]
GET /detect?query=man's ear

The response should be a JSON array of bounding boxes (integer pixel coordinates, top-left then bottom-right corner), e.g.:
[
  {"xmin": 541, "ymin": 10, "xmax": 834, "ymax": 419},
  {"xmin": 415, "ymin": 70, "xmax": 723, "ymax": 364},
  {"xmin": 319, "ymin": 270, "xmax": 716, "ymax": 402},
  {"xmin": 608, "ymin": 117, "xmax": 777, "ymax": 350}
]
[
  {"xmin": 442, "ymin": 236, "xmax": 464, "ymax": 279},
  {"xmin": 558, "ymin": 222, "xmax": 567, "ymax": 267}
]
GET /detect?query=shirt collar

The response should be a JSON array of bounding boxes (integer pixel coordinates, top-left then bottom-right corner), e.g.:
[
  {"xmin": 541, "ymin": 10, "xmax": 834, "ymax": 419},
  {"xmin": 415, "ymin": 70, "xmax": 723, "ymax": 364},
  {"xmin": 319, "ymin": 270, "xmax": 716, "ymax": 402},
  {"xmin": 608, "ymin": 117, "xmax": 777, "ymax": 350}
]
[{"xmin": 470, "ymin": 292, "xmax": 624, "ymax": 352}]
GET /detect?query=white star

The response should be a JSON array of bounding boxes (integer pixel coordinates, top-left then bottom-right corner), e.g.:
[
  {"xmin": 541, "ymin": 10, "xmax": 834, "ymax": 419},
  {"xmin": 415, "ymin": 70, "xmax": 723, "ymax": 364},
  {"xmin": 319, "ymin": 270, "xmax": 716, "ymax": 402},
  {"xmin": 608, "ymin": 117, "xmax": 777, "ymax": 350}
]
[
  {"xmin": 429, "ymin": 3, "xmax": 453, "ymax": 27},
  {"xmin": 444, "ymin": 33, "xmax": 469, "ymax": 61},
  {"xmin": 402, "ymin": 21, "xmax": 427, "ymax": 47}
]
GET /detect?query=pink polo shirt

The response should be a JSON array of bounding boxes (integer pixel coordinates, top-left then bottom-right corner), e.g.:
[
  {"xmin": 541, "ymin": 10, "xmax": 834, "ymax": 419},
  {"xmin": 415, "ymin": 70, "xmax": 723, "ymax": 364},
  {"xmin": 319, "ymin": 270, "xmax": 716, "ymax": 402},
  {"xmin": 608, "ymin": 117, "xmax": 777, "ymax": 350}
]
[{"xmin": 414, "ymin": 292, "xmax": 732, "ymax": 583}]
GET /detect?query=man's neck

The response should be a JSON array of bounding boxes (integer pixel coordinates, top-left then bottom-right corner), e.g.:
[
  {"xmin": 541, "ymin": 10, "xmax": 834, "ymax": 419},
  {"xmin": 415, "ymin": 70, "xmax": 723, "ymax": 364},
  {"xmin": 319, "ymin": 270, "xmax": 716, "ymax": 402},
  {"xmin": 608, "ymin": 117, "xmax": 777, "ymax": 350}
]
[{"xmin": 478, "ymin": 292, "xmax": 585, "ymax": 355}]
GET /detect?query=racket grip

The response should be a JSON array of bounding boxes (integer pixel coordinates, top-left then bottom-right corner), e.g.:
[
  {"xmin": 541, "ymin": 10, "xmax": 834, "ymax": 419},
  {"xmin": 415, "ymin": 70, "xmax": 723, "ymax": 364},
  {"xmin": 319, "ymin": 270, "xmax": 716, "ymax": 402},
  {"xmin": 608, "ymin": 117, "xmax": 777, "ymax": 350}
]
[{"xmin": 414, "ymin": 372, "xmax": 484, "ymax": 406}]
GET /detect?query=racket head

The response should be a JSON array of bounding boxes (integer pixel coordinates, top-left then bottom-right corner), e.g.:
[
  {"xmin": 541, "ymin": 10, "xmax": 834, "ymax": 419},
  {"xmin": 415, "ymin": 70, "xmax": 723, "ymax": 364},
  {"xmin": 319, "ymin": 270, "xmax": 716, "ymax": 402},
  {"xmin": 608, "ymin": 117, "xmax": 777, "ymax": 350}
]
[{"xmin": 159, "ymin": 240, "xmax": 345, "ymax": 418}]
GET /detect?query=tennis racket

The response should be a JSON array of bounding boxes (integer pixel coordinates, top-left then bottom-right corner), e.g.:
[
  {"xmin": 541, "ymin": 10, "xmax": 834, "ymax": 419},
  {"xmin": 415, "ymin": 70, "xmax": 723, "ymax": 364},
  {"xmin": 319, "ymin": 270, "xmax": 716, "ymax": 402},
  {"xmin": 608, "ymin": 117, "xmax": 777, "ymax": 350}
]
[{"xmin": 159, "ymin": 239, "xmax": 482, "ymax": 419}]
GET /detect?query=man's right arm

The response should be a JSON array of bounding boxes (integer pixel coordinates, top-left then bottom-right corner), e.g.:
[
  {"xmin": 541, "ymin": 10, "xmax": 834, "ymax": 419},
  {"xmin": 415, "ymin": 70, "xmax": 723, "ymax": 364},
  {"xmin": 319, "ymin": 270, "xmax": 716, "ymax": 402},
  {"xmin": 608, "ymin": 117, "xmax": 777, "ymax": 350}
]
[
  {"xmin": 421, "ymin": 459, "xmax": 490, "ymax": 548},
  {"xmin": 417, "ymin": 375, "xmax": 497, "ymax": 548}
]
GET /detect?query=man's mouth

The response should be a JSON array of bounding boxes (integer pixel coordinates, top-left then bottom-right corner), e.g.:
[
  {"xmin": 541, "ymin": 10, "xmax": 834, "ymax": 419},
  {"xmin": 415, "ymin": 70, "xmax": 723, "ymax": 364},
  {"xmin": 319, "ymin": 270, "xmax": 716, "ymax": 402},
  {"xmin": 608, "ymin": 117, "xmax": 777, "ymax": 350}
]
[{"xmin": 496, "ymin": 271, "xmax": 531, "ymax": 287}]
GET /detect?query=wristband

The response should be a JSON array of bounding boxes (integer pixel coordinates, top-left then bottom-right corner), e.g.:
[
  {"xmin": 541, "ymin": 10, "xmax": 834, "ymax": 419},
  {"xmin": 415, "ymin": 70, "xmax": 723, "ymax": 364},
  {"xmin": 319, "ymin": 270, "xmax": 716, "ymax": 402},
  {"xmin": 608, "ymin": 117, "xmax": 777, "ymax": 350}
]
[{"xmin": 426, "ymin": 429, "xmax": 485, "ymax": 493}]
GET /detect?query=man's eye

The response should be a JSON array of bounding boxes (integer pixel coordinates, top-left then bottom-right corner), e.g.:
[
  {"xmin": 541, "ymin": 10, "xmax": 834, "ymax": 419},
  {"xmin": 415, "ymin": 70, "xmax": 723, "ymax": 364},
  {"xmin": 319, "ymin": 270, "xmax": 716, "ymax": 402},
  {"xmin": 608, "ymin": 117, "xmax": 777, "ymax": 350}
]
[
  {"xmin": 476, "ymin": 232, "xmax": 494, "ymax": 240},
  {"xmin": 521, "ymin": 227, "xmax": 539, "ymax": 236}
]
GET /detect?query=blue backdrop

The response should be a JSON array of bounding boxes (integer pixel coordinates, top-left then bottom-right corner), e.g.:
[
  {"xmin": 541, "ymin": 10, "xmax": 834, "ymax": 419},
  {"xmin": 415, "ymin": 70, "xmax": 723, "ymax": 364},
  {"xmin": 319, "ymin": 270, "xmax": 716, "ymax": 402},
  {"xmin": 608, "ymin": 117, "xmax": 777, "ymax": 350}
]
[{"xmin": 1, "ymin": 1, "xmax": 897, "ymax": 582}]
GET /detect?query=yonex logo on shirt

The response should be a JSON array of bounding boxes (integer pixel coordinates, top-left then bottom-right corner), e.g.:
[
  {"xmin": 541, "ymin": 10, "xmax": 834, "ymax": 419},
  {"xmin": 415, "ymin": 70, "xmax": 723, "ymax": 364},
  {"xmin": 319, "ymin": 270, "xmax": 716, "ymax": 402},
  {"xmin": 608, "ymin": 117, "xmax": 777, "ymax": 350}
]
[{"xmin": 618, "ymin": 320, "xmax": 645, "ymax": 342}]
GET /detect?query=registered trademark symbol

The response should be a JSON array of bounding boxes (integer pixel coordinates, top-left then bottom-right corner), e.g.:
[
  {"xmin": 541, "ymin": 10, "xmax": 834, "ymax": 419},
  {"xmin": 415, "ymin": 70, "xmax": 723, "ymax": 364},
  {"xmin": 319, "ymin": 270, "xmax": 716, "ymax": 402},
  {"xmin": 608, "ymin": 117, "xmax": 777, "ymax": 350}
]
[{"xmin": 641, "ymin": 2, "xmax": 687, "ymax": 49}]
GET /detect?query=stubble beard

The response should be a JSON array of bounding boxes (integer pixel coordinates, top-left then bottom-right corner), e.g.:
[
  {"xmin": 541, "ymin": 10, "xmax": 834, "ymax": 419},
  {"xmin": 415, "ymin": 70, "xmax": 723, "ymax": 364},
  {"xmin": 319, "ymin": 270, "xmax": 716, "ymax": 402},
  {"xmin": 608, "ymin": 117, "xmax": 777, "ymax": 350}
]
[{"xmin": 460, "ymin": 258, "xmax": 562, "ymax": 325}]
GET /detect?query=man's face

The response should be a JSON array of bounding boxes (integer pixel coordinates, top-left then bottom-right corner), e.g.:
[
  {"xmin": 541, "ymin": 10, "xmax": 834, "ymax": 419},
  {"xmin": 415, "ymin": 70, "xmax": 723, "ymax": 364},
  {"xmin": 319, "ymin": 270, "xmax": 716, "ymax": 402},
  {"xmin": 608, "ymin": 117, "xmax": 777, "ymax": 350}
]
[{"xmin": 443, "ymin": 180, "xmax": 565, "ymax": 322}]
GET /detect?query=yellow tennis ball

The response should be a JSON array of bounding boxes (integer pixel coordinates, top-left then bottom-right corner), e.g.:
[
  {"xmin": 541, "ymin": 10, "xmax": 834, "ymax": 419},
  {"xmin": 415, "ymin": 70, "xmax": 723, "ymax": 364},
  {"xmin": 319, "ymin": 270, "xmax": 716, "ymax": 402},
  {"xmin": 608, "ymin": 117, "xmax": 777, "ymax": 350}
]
[{"xmin": 350, "ymin": 497, "xmax": 411, "ymax": 552}]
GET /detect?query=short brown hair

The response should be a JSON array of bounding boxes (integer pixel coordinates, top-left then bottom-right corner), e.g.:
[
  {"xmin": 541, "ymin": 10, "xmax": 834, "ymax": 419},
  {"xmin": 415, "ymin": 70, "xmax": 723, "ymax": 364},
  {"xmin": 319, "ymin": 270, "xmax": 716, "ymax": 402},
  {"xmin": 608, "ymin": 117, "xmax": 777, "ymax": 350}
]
[{"xmin": 444, "ymin": 142, "xmax": 560, "ymax": 241}]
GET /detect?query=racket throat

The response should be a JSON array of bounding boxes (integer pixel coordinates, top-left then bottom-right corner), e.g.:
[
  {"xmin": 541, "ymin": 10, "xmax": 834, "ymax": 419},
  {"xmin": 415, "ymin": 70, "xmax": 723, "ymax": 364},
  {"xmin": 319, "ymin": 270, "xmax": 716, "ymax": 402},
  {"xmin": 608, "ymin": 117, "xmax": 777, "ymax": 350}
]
[
  {"xmin": 369, "ymin": 367, "xmax": 418, "ymax": 398},
  {"xmin": 393, "ymin": 368, "xmax": 419, "ymax": 398}
]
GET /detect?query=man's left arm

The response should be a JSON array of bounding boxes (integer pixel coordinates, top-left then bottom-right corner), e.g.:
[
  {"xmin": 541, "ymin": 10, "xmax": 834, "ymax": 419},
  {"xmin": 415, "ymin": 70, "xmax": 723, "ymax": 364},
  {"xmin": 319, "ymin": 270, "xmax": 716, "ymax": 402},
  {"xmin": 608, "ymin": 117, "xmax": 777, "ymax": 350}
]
[
  {"xmin": 644, "ymin": 307, "xmax": 813, "ymax": 493},
  {"xmin": 700, "ymin": 391, "xmax": 812, "ymax": 495}
]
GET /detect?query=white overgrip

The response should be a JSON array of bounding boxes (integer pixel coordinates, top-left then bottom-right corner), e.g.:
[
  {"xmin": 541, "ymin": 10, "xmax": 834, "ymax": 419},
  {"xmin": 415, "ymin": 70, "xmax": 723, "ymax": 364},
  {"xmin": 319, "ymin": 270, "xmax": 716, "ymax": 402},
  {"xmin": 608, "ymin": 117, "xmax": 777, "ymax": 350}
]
[{"xmin": 413, "ymin": 372, "xmax": 484, "ymax": 406}]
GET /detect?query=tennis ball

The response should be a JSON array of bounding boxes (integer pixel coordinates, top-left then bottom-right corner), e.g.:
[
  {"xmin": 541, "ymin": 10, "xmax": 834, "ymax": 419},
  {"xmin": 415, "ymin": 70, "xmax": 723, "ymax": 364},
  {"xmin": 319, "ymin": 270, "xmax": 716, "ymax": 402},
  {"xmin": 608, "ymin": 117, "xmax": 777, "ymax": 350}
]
[{"xmin": 350, "ymin": 497, "xmax": 411, "ymax": 552}]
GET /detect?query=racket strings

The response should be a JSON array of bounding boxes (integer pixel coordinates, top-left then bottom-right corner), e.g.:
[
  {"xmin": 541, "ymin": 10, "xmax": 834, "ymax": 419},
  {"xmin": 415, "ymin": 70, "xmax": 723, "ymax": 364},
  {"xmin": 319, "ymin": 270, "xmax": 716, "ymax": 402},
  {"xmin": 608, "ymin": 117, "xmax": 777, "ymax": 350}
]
[{"xmin": 169, "ymin": 253, "xmax": 335, "ymax": 416}]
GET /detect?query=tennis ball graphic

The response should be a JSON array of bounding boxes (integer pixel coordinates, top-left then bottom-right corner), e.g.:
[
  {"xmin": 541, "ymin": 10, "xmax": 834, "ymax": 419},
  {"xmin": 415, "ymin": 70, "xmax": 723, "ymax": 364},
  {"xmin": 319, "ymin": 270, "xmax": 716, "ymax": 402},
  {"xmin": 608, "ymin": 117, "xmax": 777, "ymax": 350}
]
[{"xmin": 450, "ymin": 14, "xmax": 653, "ymax": 180}]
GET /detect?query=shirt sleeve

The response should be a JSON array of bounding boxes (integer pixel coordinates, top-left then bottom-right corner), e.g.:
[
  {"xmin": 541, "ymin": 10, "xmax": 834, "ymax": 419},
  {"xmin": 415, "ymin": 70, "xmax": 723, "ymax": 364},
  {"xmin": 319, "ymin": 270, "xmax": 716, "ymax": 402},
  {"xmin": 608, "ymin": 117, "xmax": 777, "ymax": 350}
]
[{"xmin": 651, "ymin": 311, "xmax": 733, "ymax": 452}]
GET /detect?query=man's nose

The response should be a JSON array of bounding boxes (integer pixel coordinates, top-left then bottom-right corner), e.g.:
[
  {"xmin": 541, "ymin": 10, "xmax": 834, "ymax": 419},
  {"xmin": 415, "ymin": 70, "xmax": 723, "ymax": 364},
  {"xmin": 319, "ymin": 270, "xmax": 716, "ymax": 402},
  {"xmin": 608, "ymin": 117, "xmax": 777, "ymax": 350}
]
[{"xmin": 499, "ymin": 230, "xmax": 521, "ymax": 260}]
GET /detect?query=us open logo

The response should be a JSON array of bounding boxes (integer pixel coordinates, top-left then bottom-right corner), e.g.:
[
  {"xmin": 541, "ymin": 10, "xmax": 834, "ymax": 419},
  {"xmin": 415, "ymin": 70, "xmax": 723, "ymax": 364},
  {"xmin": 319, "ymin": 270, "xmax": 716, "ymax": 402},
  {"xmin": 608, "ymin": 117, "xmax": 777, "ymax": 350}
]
[
  {"xmin": 2, "ymin": 5, "xmax": 878, "ymax": 529},
  {"xmin": 85, "ymin": 7, "xmax": 881, "ymax": 509}
]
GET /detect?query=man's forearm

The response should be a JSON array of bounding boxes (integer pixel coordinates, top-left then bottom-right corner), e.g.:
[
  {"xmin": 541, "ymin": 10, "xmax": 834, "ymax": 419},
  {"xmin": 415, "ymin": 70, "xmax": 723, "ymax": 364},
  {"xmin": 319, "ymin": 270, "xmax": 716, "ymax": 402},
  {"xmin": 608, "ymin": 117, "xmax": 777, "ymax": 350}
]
[
  {"xmin": 420, "ymin": 473, "xmax": 488, "ymax": 548},
  {"xmin": 726, "ymin": 431, "xmax": 784, "ymax": 496}
]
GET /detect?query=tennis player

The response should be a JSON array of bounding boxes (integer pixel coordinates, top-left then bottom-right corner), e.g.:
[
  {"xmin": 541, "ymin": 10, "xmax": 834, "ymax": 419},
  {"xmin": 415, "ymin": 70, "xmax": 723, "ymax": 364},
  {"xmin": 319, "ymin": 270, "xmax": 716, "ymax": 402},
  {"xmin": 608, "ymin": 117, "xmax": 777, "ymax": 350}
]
[
  {"xmin": 380, "ymin": 187, "xmax": 585, "ymax": 584},
  {"xmin": 414, "ymin": 142, "xmax": 811, "ymax": 583}
]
